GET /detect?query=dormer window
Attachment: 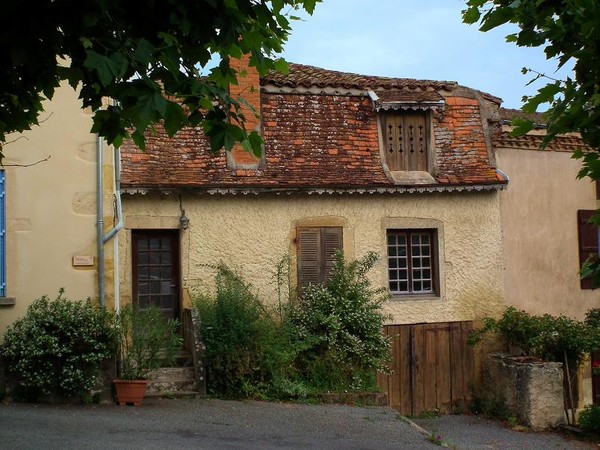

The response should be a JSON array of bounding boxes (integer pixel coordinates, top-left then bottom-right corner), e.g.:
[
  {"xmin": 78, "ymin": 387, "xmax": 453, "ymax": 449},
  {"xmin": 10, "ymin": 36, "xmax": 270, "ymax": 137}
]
[
  {"xmin": 384, "ymin": 111, "xmax": 428, "ymax": 172},
  {"xmin": 369, "ymin": 90, "xmax": 443, "ymax": 184}
]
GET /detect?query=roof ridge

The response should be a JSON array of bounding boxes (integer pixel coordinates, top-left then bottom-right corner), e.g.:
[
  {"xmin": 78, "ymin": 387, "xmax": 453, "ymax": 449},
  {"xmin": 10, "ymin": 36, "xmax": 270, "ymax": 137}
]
[{"xmin": 262, "ymin": 62, "xmax": 458, "ymax": 91}]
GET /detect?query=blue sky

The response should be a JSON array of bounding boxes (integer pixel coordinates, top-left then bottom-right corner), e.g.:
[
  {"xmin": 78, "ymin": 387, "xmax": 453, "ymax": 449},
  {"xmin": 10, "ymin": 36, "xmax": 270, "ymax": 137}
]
[{"xmin": 280, "ymin": 0, "xmax": 570, "ymax": 110}]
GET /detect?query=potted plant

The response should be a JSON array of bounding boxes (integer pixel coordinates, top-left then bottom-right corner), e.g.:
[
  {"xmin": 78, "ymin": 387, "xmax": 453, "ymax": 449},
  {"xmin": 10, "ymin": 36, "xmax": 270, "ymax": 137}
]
[{"xmin": 114, "ymin": 305, "xmax": 182, "ymax": 405}]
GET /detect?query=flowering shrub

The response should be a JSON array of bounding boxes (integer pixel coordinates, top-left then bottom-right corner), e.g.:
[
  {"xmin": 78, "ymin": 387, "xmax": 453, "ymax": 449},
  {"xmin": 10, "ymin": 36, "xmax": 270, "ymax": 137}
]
[
  {"xmin": 287, "ymin": 251, "xmax": 391, "ymax": 391},
  {"xmin": 194, "ymin": 254, "xmax": 391, "ymax": 399},
  {"xmin": 592, "ymin": 360, "xmax": 600, "ymax": 376},
  {"xmin": 1, "ymin": 290, "xmax": 116, "ymax": 400}
]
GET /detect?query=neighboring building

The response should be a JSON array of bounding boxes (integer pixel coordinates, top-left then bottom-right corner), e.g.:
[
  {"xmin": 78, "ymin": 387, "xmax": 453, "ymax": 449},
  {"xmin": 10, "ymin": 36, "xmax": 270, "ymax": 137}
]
[
  {"xmin": 0, "ymin": 84, "xmax": 120, "ymax": 332},
  {"xmin": 495, "ymin": 108, "xmax": 600, "ymax": 408},
  {"xmin": 119, "ymin": 58, "xmax": 508, "ymax": 414}
]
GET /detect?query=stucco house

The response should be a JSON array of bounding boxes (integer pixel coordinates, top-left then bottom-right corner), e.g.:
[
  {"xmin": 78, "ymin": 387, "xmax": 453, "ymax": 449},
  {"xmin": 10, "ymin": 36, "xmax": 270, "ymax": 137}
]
[
  {"xmin": 117, "ymin": 58, "xmax": 508, "ymax": 414},
  {"xmin": 494, "ymin": 109, "xmax": 600, "ymax": 408}
]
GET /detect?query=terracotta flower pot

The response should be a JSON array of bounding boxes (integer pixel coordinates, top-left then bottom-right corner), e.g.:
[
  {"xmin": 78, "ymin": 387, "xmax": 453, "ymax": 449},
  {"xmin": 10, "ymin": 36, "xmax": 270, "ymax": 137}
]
[{"xmin": 113, "ymin": 379, "xmax": 148, "ymax": 406}]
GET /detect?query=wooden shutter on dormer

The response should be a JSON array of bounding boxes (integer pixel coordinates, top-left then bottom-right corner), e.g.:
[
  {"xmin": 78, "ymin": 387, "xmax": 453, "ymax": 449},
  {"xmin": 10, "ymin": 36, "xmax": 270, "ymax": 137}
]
[
  {"xmin": 297, "ymin": 227, "xmax": 343, "ymax": 293},
  {"xmin": 577, "ymin": 210, "xmax": 598, "ymax": 289},
  {"xmin": 384, "ymin": 111, "xmax": 427, "ymax": 172}
]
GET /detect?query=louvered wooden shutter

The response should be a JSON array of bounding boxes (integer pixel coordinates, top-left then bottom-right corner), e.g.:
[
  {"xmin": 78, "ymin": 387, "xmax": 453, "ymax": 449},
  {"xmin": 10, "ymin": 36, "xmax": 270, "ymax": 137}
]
[
  {"xmin": 577, "ymin": 210, "xmax": 598, "ymax": 289},
  {"xmin": 384, "ymin": 112, "xmax": 427, "ymax": 171},
  {"xmin": 297, "ymin": 227, "xmax": 343, "ymax": 293},
  {"xmin": 298, "ymin": 228, "xmax": 321, "ymax": 290},
  {"xmin": 323, "ymin": 227, "xmax": 343, "ymax": 282}
]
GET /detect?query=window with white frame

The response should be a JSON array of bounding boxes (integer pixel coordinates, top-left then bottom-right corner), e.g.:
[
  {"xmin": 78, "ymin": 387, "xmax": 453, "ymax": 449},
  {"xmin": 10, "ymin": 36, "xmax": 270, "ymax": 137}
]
[{"xmin": 387, "ymin": 229, "xmax": 438, "ymax": 295}]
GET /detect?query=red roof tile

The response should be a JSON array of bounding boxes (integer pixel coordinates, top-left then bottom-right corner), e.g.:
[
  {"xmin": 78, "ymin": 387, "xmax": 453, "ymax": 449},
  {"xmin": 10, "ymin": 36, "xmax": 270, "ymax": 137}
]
[{"xmin": 120, "ymin": 64, "xmax": 503, "ymax": 192}]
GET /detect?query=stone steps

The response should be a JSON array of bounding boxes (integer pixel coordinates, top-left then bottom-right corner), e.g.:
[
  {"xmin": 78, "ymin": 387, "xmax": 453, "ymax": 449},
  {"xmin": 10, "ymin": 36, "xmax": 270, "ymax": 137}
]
[{"xmin": 146, "ymin": 361, "xmax": 200, "ymax": 398}]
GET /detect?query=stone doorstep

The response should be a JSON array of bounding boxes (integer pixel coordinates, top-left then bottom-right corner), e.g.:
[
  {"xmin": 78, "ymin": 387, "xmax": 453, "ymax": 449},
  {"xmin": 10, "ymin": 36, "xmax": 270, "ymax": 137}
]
[{"xmin": 146, "ymin": 367, "xmax": 199, "ymax": 397}]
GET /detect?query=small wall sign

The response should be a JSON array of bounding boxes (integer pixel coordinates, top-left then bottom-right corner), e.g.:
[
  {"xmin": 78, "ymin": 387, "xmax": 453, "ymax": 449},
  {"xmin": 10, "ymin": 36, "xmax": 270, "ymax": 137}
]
[{"xmin": 72, "ymin": 255, "xmax": 95, "ymax": 267}]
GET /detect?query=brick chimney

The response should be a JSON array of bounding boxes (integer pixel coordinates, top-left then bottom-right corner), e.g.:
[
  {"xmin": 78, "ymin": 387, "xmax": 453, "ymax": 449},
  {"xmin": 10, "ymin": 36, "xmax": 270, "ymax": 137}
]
[{"xmin": 228, "ymin": 53, "xmax": 262, "ymax": 170}]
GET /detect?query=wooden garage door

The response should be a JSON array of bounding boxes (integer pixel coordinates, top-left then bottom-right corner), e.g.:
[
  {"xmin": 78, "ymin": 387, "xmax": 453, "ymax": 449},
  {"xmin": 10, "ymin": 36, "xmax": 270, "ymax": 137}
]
[{"xmin": 378, "ymin": 321, "xmax": 474, "ymax": 416}]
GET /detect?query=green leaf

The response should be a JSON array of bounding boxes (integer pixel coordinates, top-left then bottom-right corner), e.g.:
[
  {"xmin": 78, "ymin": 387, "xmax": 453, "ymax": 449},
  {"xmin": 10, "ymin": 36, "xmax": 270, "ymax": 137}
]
[
  {"xmin": 163, "ymin": 101, "xmax": 186, "ymax": 137},
  {"xmin": 510, "ymin": 118, "xmax": 534, "ymax": 136},
  {"xmin": 479, "ymin": 7, "xmax": 515, "ymax": 32},
  {"xmin": 462, "ymin": 7, "xmax": 481, "ymax": 24}
]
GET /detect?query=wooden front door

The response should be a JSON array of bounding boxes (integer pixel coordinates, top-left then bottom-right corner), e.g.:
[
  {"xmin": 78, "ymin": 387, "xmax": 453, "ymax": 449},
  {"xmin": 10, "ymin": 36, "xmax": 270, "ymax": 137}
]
[{"xmin": 132, "ymin": 230, "xmax": 180, "ymax": 321}]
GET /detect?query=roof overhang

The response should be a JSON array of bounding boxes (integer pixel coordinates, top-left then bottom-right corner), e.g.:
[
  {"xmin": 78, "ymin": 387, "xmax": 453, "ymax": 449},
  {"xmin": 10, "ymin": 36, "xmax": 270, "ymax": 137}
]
[
  {"xmin": 122, "ymin": 182, "xmax": 506, "ymax": 197},
  {"xmin": 368, "ymin": 90, "xmax": 445, "ymax": 112}
]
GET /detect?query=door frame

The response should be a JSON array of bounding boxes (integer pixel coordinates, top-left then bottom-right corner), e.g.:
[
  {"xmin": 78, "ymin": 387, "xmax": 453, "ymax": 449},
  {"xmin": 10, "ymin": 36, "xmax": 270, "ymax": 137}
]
[{"xmin": 131, "ymin": 229, "xmax": 182, "ymax": 322}]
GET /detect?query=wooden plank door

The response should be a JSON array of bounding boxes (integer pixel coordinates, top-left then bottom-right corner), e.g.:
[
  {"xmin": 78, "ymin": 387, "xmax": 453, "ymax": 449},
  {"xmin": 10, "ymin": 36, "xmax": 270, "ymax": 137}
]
[
  {"xmin": 379, "ymin": 321, "xmax": 474, "ymax": 416},
  {"xmin": 132, "ymin": 230, "xmax": 181, "ymax": 321}
]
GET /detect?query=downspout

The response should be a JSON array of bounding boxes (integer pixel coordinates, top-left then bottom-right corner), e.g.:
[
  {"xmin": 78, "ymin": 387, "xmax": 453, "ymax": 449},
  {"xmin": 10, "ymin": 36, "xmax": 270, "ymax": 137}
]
[
  {"xmin": 97, "ymin": 135, "xmax": 105, "ymax": 307},
  {"xmin": 97, "ymin": 137, "xmax": 124, "ymax": 308}
]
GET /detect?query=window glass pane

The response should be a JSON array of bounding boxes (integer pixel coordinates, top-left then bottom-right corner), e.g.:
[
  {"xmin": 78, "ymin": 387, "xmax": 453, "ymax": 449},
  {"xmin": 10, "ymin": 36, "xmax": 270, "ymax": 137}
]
[
  {"xmin": 138, "ymin": 239, "xmax": 148, "ymax": 251},
  {"xmin": 387, "ymin": 234, "xmax": 396, "ymax": 245},
  {"xmin": 412, "ymin": 235, "xmax": 420, "ymax": 245},
  {"xmin": 388, "ymin": 246, "xmax": 397, "ymax": 257},
  {"xmin": 150, "ymin": 267, "xmax": 160, "ymax": 279},
  {"xmin": 149, "ymin": 238, "xmax": 160, "ymax": 250},
  {"xmin": 150, "ymin": 281, "xmax": 161, "ymax": 295},
  {"xmin": 389, "ymin": 258, "xmax": 397, "ymax": 269},
  {"xmin": 161, "ymin": 251, "xmax": 172, "ymax": 265},
  {"xmin": 161, "ymin": 267, "xmax": 171, "ymax": 279},
  {"xmin": 139, "ymin": 252, "xmax": 149, "ymax": 265},
  {"xmin": 161, "ymin": 238, "xmax": 171, "ymax": 250},
  {"xmin": 413, "ymin": 281, "xmax": 422, "ymax": 291},
  {"xmin": 398, "ymin": 235, "xmax": 406, "ymax": 245},
  {"xmin": 422, "ymin": 234, "xmax": 429, "ymax": 245},
  {"xmin": 138, "ymin": 267, "xmax": 148, "ymax": 279},
  {"xmin": 400, "ymin": 269, "xmax": 408, "ymax": 280},
  {"xmin": 399, "ymin": 259, "xmax": 407, "ymax": 268},
  {"xmin": 422, "ymin": 246, "xmax": 430, "ymax": 256},
  {"xmin": 423, "ymin": 269, "xmax": 431, "ymax": 279},
  {"xmin": 399, "ymin": 281, "xmax": 408, "ymax": 292},
  {"xmin": 413, "ymin": 246, "xmax": 420, "ymax": 256},
  {"xmin": 413, "ymin": 258, "xmax": 421, "ymax": 268},
  {"xmin": 138, "ymin": 281, "xmax": 149, "ymax": 295},
  {"xmin": 399, "ymin": 246, "xmax": 407, "ymax": 256},
  {"xmin": 390, "ymin": 281, "xmax": 398, "ymax": 292},
  {"xmin": 423, "ymin": 280, "xmax": 432, "ymax": 291}
]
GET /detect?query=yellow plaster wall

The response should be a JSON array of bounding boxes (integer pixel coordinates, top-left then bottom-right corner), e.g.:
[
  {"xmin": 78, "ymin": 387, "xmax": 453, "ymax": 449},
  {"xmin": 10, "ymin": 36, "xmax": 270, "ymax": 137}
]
[
  {"xmin": 496, "ymin": 147, "xmax": 600, "ymax": 319},
  {"xmin": 0, "ymin": 84, "xmax": 111, "ymax": 332},
  {"xmin": 121, "ymin": 191, "xmax": 504, "ymax": 324}
]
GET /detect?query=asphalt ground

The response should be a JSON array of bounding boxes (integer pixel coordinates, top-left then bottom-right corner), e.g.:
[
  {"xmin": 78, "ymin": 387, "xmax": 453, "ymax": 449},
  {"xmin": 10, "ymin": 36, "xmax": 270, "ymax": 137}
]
[{"xmin": 0, "ymin": 397, "xmax": 597, "ymax": 449}]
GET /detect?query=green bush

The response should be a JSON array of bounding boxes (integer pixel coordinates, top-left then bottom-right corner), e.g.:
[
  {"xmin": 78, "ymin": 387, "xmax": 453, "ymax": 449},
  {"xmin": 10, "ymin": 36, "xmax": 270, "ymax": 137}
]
[
  {"xmin": 578, "ymin": 404, "xmax": 600, "ymax": 433},
  {"xmin": 1, "ymin": 290, "xmax": 115, "ymax": 400},
  {"xmin": 468, "ymin": 306, "xmax": 597, "ymax": 369},
  {"xmin": 193, "ymin": 254, "xmax": 391, "ymax": 399},
  {"xmin": 194, "ymin": 264, "xmax": 294, "ymax": 398},
  {"xmin": 287, "ymin": 251, "xmax": 391, "ymax": 392}
]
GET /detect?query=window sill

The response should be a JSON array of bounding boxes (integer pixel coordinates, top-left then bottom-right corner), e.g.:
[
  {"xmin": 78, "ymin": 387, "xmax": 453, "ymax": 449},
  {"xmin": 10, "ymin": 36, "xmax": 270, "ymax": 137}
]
[
  {"xmin": 0, "ymin": 297, "xmax": 15, "ymax": 306},
  {"xmin": 389, "ymin": 171, "xmax": 435, "ymax": 185},
  {"xmin": 389, "ymin": 293, "xmax": 441, "ymax": 302}
]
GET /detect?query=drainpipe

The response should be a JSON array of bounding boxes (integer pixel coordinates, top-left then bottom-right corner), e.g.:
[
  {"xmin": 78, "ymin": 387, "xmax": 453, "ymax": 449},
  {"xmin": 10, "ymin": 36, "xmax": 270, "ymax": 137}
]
[
  {"xmin": 97, "ymin": 135, "xmax": 105, "ymax": 306},
  {"xmin": 97, "ymin": 137, "xmax": 124, "ymax": 308}
]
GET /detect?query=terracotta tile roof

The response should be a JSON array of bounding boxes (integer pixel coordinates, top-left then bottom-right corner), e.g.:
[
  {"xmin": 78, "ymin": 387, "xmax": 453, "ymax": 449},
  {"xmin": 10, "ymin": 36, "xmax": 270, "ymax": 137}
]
[
  {"xmin": 121, "ymin": 64, "xmax": 504, "ymax": 192},
  {"xmin": 499, "ymin": 107, "xmax": 547, "ymax": 125},
  {"xmin": 263, "ymin": 63, "xmax": 457, "ymax": 92}
]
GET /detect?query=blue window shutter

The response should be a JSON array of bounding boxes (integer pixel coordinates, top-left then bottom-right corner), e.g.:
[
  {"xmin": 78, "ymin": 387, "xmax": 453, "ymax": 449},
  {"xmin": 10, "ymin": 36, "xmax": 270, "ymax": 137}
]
[{"xmin": 0, "ymin": 170, "xmax": 5, "ymax": 296}]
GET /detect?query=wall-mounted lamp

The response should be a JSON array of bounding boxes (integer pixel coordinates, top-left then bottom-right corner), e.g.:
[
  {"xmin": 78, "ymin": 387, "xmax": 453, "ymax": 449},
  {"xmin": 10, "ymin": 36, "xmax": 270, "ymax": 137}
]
[
  {"xmin": 179, "ymin": 209, "xmax": 189, "ymax": 230},
  {"xmin": 179, "ymin": 195, "xmax": 190, "ymax": 230}
]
